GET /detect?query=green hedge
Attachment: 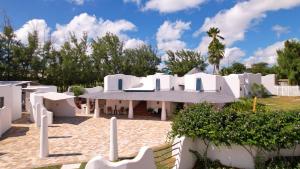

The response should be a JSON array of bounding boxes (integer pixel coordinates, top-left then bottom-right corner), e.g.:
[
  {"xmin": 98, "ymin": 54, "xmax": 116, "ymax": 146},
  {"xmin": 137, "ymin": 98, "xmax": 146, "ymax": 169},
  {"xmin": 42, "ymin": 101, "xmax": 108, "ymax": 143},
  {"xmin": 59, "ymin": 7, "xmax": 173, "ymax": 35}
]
[
  {"xmin": 169, "ymin": 101, "xmax": 300, "ymax": 152},
  {"xmin": 70, "ymin": 85, "xmax": 85, "ymax": 96}
]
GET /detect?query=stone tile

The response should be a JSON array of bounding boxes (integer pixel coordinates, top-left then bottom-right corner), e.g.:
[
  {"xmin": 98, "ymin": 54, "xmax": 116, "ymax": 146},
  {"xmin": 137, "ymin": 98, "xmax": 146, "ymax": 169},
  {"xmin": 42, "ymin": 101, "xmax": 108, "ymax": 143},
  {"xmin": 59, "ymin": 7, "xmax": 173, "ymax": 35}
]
[{"xmin": 0, "ymin": 113, "xmax": 171, "ymax": 169}]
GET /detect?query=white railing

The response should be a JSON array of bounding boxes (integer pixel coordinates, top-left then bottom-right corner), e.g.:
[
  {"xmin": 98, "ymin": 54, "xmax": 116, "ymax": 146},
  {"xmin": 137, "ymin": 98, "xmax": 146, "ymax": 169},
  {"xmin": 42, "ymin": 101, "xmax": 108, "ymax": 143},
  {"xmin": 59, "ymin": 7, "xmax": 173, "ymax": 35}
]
[{"xmin": 275, "ymin": 86, "xmax": 300, "ymax": 96}]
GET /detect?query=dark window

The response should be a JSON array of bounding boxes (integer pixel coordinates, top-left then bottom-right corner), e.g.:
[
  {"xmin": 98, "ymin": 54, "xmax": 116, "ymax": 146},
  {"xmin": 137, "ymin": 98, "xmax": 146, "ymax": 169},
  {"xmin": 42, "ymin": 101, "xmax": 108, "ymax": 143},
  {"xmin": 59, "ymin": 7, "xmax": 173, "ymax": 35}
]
[
  {"xmin": 196, "ymin": 78, "xmax": 202, "ymax": 91},
  {"xmin": 0, "ymin": 97, "xmax": 4, "ymax": 108},
  {"xmin": 156, "ymin": 79, "xmax": 160, "ymax": 91},
  {"xmin": 118, "ymin": 79, "xmax": 123, "ymax": 90}
]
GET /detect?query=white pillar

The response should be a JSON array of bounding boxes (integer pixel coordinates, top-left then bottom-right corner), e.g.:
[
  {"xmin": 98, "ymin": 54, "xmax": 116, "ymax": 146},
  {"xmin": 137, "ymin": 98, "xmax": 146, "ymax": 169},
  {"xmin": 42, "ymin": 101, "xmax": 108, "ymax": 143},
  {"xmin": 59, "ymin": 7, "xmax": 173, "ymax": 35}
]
[
  {"xmin": 161, "ymin": 101, "xmax": 166, "ymax": 121},
  {"xmin": 36, "ymin": 103, "xmax": 41, "ymax": 127},
  {"xmin": 86, "ymin": 98, "xmax": 90, "ymax": 114},
  {"xmin": 109, "ymin": 117, "xmax": 118, "ymax": 161},
  {"xmin": 94, "ymin": 99, "xmax": 100, "ymax": 118},
  {"xmin": 40, "ymin": 115, "xmax": 49, "ymax": 158},
  {"xmin": 128, "ymin": 100, "xmax": 133, "ymax": 119}
]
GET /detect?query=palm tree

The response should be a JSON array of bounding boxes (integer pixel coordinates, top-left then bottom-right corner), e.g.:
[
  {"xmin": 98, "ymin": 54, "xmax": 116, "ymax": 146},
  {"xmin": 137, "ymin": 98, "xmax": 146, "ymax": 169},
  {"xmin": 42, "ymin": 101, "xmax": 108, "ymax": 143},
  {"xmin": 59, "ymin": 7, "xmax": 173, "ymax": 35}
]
[{"xmin": 207, "ymin": 27, "xmax": 225, "ymax": 74}]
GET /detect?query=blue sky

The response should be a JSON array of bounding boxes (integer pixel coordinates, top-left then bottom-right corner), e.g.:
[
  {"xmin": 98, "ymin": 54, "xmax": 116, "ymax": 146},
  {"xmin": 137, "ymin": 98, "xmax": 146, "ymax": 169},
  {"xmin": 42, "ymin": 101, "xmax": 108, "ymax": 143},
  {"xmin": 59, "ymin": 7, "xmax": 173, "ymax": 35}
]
[{"xmin": 1, "ymin": 0, "xmax": 300, "ymax": 68}]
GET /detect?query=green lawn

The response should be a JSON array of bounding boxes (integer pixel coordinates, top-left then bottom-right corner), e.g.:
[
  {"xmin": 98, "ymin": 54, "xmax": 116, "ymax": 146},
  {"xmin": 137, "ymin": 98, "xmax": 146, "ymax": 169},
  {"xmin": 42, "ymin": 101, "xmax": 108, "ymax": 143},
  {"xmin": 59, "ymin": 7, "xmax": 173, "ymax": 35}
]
[{"xmin": 258, "ymin": 96, "xmax": 300, "ymax": 111}]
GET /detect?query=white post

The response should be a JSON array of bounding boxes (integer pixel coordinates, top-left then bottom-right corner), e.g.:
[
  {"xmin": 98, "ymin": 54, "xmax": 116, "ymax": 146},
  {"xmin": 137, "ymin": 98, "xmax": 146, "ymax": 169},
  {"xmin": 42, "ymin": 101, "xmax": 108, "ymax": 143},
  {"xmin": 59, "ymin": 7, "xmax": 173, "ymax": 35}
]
[
  {"xmin": 128, "ymin": 100, "xmax": 133, "ymax": 119},
  {"xmin": 109, "ymin": 117, "xmax": 118, "ymax": 161},
  {"xmin": 40, "ymin": 115, "xmax": 48, "ymax": 158},
  {"xmin": 36, "ymin": 103, "xmax": 41, "ymax": 127},
  {"xmin": 86, "ymin": 98, "xmax": 90, "ymax": 114},
  {"xmin": 94, "ymin": 99, "xmax": 100, "ymax": 118},
  {"xmin": 161, "ymin": 101, "xmax": 166, "ymax": 121}
]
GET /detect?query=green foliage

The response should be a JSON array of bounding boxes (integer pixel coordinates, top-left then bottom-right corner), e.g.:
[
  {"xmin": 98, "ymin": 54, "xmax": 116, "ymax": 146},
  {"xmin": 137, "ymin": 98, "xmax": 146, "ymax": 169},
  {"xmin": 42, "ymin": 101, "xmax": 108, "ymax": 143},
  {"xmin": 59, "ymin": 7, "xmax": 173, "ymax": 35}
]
[
  {"xmin": 247, "ymin": 62, "xmax": 277, "ymax": 76},
  {"xmin": 220, "ymin": 62, "xmax": 246, "ymax": 76},
  {"xmin": 277, "ymin": 40, "xmax": 300, "ymax": 85},
  {"xmin": 207, "ymin": 27, "xmax": 225, "ymax": 75},
  {"xmin": 251, "ymin": 83, "xmax": 268, "ymax": 98},
  {"xmin": 0, "ymin": 18, "xmax": 160, "ymax": 91},
  {"xmin": 70, "ymin": 85, "xmax": 85, "ymax": 96},
  {"xmin": 165, "ymin": 50, "xmax": 207, "ymax": 76},
  {"xmin": 170, "ymin": 102, "xmax": 300, "ymax": 152}
]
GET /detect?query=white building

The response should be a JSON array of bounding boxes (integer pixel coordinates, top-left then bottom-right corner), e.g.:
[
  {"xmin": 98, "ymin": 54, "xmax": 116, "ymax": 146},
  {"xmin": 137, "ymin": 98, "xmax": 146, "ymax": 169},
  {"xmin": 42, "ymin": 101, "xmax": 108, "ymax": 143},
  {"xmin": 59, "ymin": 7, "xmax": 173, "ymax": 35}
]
[
  {"xmin": 82, "ymin": 71, "xmax": 261, "ymax": 121},
  {"xmin": 0, "ymin": 83, "xmax": 22, "ymax": 137}
]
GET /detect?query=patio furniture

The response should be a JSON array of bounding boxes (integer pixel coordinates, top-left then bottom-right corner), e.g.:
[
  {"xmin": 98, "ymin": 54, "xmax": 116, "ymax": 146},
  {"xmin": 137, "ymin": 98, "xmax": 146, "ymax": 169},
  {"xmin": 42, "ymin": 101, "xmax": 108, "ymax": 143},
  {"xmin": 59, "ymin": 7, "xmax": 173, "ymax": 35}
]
[
  {"xmin": 107, "ymin": 107, "xmax": 113, "ymax": 115},
  {"xmin": 119, "ymin": 107, "xmax": 125, "ymax": 115},
  {"xmin": 113, "ymin": 105, "xmax": 118, "ymax": 115}
]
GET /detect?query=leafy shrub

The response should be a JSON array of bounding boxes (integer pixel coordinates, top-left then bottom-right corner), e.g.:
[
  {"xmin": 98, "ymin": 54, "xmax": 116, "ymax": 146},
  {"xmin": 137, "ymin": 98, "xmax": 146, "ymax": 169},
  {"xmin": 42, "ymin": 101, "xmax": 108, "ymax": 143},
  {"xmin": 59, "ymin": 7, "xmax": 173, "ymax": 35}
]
[
  {"xmin": 70, "ymin": 85, "xmax": 85, "ymax": 96},
  {"xmin": 251, "ymin": 83, "xmax": 268, "ymax": 98},
  {"xmin": 223, "ymin": 98, "xmax": 269, "ymax": 113},
  {"xmin": 169, "ymin": 102, "xmax": 300, "ymax": 152}
]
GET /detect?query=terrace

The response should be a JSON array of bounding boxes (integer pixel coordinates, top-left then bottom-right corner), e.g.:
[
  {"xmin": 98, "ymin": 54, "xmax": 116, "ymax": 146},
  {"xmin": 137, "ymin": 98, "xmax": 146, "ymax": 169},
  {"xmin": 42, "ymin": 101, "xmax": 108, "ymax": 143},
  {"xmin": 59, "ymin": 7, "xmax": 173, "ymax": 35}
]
[{"xmin": 0, "ymin": 113, "xmax": 171, "ymax": 169}]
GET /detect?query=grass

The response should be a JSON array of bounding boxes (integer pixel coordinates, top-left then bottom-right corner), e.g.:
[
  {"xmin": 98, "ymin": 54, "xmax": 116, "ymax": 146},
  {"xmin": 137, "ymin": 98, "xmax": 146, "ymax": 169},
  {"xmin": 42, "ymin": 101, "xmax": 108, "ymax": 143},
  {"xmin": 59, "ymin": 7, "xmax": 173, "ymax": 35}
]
[
  {"xmin": 258, "ymin": 96, "xmax": 300, "ymax": 111},
  {"xmin": 33, "ymin": 162, "xmax": 86, "ymax": 169},
  {"xmin": 153, "ymin": 144, "xmax": 176, "ymax": 169}
]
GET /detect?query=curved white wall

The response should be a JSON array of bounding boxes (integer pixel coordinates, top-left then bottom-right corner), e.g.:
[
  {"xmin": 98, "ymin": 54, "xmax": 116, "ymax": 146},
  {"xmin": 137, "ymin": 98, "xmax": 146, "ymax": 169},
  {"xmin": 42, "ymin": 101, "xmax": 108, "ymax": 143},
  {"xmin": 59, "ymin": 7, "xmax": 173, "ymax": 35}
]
[
  {"xmin": 0, "ymin": 85, "xmax": 22, "ymax": 121},
  {"xmin": 85, "ymin": 147, "xmax": 156, "ymax": 169}
]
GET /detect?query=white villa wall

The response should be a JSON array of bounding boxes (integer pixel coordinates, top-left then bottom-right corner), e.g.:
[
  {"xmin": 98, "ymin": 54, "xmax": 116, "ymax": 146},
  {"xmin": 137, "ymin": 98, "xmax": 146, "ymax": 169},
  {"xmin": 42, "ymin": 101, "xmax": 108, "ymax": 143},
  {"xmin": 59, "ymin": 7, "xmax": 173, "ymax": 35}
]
[
  {"xmin": 184, "ymin": 73, "xmax": 219, "ymax": 92},
  {"xmin": 262, "ymin": 74, "xmax": 300, "ymax": 96},
  {"xmin": 86, "ymin": 147, "xmax": 156, "ymax": 169},
  {"xmin": 223, "ymin": 75, "xmax": 243, "ymax": 98},
  {"xmin": 244, "ymin": 73, "xmax": 261, "ymax": 95},
  {"xmin": 0, "ymin": 107, "xmax": 11, "ymax": 137},
  {"xmin": 173, "ymin": 137, "xmax": 300, "ymax": 169},
  {"xmin": 0, "ymin": 85, "xmax": 22, "ymax": 121},
  {"xmin": 104, "ymin": 74, "xmax": 140, "ymax": 91},
  {"xmin": 44, "ymin": 99, "xmax": 76, "ymax": 117}
]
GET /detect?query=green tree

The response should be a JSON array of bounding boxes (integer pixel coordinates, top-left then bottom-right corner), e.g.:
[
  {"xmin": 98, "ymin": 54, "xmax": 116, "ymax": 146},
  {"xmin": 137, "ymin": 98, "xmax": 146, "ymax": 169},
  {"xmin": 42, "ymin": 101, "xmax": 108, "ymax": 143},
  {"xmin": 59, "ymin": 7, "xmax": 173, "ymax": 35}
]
[
  {"xmin": 277, "ymin": 40, "xmax": 300, "ymax": 85},
  {"xmin": 123, "ymin": 45, "xmax": 160, "ymax": 76},
  {"xmin": 247, "ymin": 62, "xmax": 277, "ymax": 76},
  {"xmin": 220, "ymin": 62, "xmax": 246, "ymax": 75},
  {"xmin": 207, "ymin": 27, "xmax": 225, "ymax": 75},
  {"xmin": 165, "ymin": 50, "xmax": 207, "ymax": 76},
  {"xmin": 0, "ymin": 18, "xmax": 22, "ymax": 80}
]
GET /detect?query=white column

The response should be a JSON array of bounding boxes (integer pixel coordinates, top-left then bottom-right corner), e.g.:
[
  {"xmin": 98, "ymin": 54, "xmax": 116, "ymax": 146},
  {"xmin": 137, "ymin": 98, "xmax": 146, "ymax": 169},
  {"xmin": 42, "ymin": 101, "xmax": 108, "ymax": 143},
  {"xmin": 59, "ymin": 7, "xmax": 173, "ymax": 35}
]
[
  {"xmin": 94, "ymin": 99, "xmax": 100, "ymax": 118},
  {"xmin": 109, "ymin": 117, "xmax": 118, "ymax": 161},
  {"xmin": 86, "ymin": 98, "xmax": 90, "ymax": 114},
  {"xmin": 161, "ymin": 101, "xmax": 166, "ymax": 121},
  {"xmin": 128, "ymin": 100, "xmax": 133, "ymax": 119},
  {"xmin": 40, "ymin": 115, "xmax": 49, "ymax": 158},
  {"xmin": 36, "ymin": 103, "xmax": 41, "ymax": 127}
]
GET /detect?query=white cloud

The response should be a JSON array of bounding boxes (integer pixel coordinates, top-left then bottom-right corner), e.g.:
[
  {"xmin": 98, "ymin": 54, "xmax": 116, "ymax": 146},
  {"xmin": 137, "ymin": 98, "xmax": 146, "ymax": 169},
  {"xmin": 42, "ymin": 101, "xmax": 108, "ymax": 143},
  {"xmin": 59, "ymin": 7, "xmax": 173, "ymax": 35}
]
[
  {"xmin": 272, "ymin": 25, "xmax": 290, "ymax": 37},
  {"xmin": 156, "ymin": 20, "xmax": 191, "ymax": 51},
  {"xmin": 143, "ymin": 0, "xmax": 206, "ymax": 13},
  {"xmin": 244, "ymin": 40, "xmax": 285, "ymax": 67},
  {"xmin": 124, "ymin": 38, "xmax": 146, "ymax": 49},
  {"xmin": 15, "ymin": 19, "xmax": 51, "ymax": 45},
  {"xmin": 221, "ymin": 47, "xmax": 246, "ymax": 67},
  {"xmin": 51, "ymin": 13, "xmax": 137, "ymax": 49},
  {"xmin": 69, "ymin": 0, "xmax": 85, "ymax": 5},
  {"xmin": 195, "ymin": 0, "xmax": 300, "ymax": 51}
]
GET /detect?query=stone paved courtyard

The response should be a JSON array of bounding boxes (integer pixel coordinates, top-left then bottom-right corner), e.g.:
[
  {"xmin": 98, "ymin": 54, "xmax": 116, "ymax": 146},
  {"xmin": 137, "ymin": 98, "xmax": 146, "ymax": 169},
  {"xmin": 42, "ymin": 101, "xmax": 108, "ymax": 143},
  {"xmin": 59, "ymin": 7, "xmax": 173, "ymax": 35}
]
[{"xmin": 0, "ymin": 113, "xmax": 171, "ymax": 169}]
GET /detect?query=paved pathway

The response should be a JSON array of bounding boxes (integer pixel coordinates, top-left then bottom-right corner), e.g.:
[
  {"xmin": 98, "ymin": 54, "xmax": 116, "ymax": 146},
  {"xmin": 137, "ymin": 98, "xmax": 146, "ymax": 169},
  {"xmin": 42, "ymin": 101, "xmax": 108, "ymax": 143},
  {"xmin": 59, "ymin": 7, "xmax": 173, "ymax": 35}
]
[{"xmin": 0, "ymin": 113, "xmax": 171, "ymax": 169}]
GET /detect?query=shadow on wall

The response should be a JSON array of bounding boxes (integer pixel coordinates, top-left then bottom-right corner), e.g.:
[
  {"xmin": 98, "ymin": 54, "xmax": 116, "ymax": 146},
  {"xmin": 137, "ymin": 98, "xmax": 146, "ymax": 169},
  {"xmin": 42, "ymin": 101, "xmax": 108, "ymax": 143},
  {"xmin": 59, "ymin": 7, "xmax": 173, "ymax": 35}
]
[
  {"xmin": 53, "ymin": 116, "xmax": 91, "ymax": 125},
  {"xmin": 0, "ymin": 126, "xmax": 29, "ymax": 141}
]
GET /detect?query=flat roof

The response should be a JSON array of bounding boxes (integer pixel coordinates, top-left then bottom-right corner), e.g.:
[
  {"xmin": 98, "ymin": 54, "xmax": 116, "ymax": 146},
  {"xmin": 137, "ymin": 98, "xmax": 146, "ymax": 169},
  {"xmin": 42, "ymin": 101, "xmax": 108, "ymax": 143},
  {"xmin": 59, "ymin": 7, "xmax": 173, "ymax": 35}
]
[
  {"xmin": 0, "ymin": 81, "xmax": 31, "ymax": 86},
  {"xmin": 36, "ymin": 92, "xmax": 75, "ymax": 101},
  {"xmin": 80, "ymin": 91, "xmax": 235, "ymax": 104}
]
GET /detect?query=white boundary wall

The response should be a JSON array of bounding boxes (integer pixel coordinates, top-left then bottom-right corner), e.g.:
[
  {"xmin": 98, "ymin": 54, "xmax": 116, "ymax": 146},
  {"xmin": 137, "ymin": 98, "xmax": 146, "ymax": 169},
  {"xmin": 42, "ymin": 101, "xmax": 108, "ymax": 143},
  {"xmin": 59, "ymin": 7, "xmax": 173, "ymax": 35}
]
[
  {"xmin": 0, "ymin": 106, "xmax": 11, "ymax": 137},
  {"xmin": 0, "ymin": 85, "xmax": 22, "ymax": 121},
  {"xmin": 262, "ymin": 74, "xmax": 300, "ymax": 96},
  {"xmin": 85, "ymin": 147, "xmax": 156, "ymax": 169},
  {"xmin": 173, "ymin": 137, "xmax": 300, "ymax": 169}
]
